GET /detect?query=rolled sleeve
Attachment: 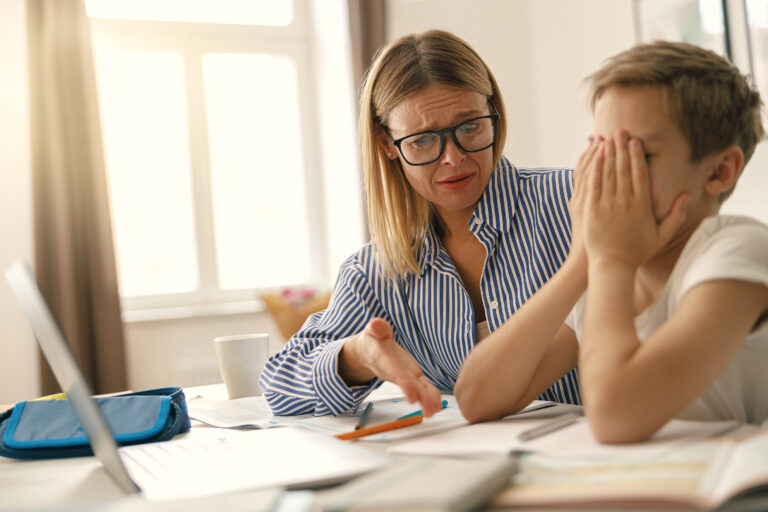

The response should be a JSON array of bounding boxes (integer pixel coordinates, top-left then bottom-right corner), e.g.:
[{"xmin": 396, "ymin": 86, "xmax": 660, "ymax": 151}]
[
  {"xmin": 312, "ymin": 338, "xmax": 380, "ymax": 416},
  {"xmin": 260, "ymin": 248, "xmax": 388, "ymax": 416}
]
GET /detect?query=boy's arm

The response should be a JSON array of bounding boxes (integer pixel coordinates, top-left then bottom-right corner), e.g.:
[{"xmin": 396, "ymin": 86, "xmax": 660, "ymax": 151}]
[
  {"xmin": 581, "ymin": 274, "xmax": 768, "ymax": 443},
  {"xmin": 580, "ymin": 131, "xmax": 768, "ymax": 442},
  {"xmin": 454, "ymin": 140, "xmax": 602, "ymax": 423},
  {"xmin": 455, "ymin": 260, "xmax": 583, "ymax": 423}
]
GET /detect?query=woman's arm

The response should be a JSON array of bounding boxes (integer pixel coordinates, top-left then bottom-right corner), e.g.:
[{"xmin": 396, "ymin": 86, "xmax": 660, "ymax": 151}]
[
  {"xmin": 260, "ymin": 252, "xmax": 441, "ymax": 417},
  {"xmin": 259, "ymin": 255, "xmax": 384, "ymax": 416}
]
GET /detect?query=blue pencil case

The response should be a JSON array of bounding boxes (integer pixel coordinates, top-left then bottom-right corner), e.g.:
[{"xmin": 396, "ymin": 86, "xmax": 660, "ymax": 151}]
[{"xmin": 0, "ymin": 386, "xmax": 191, "ymax": 460}]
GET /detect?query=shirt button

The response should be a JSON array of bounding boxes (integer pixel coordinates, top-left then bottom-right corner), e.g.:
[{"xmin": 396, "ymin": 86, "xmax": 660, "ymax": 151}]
[
  {"xmin": 489, "ymin": 300, "xmax": 499, "ymax": 309},
  {"xmin": 473, "ymin": 217, "xmax": 482, "ymax": 226}
]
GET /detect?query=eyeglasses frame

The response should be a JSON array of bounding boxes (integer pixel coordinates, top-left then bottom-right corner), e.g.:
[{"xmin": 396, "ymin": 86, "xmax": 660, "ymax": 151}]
[{"xmin": 387, "ymin": 112, "xmax": 500, "ymax": 166}]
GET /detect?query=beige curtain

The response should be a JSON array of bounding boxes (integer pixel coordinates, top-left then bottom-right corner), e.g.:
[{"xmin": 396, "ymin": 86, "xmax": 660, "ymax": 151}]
[
  {"xmin": 347, "ymin": 0, "xmax": 388, "ymax": 104},
  {"xmin": 348, "ymin": 0, "xmax": 387, "ymax": 238},
  {"xmin": 27, "ymin": 0, "xmax": 127, "ymax": 394}
]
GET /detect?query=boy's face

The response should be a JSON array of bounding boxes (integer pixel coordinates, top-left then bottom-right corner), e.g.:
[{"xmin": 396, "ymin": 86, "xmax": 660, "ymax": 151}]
[{"xmin": 592, "ymin": 85, "xmax": 715, "ymax": 221}]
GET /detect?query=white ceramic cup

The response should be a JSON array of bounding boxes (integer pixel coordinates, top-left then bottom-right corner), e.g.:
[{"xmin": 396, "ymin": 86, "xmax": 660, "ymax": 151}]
[{"xmin": 214, "ymin": 333, "xmax": 270, "ymax": 399}]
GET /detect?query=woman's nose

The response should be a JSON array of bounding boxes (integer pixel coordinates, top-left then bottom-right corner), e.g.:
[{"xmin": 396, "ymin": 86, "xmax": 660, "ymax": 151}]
[{"xmin": 439, "ymin": 136, "xmax": 466, "ymax": 165}]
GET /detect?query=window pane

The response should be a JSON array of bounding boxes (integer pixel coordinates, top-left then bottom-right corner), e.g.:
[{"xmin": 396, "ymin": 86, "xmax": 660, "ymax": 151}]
[
  {"xmin": 747, "ymin": 0, "xmax": 768, "ymax": 126},
  {"xmin": 93, "ymin": 48, "xmax": 199, "ymax": 297},
  {"xmin": 636, "ymin": 0, "xmax": 727, "ymax": 56},
  {"xmin": 85, "ymin": 0, "xmax": 293, "ymax": 26},
  {"xmin": 202, "ymin": 53, "xmax": 311, "ymax": 290}
]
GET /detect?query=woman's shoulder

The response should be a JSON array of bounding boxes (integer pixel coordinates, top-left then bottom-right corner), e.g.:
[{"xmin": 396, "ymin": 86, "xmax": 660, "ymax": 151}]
[
  {"xmin": 497, "ymin": 158, "xmax": 573, "ymax": 194},
  {"xmin": 339, "ymin": 242, "xmax": 379, "ymax": 273},
  {"xmin": 337, "ymin": 242, "xmax": 401, "ymax": 286}
]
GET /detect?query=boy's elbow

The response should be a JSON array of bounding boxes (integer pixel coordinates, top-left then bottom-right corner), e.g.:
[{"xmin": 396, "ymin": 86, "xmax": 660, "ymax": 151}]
[
  {"xmin": 455, "ymin": 378, "xmax": 524, "ymax": 424},
  {"xmin": 454, "ymin": 379, "xmax": 493, "ymax": 423},
  {"xmin": 585, "ymin": 392, "xmax": 657, "ymax": 444}
]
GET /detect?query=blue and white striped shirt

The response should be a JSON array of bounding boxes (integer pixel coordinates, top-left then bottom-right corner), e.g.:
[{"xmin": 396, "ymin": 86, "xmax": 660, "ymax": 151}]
[{"xmin": 260, "ymin": 157, "xmax": 582, "ymax": 415}]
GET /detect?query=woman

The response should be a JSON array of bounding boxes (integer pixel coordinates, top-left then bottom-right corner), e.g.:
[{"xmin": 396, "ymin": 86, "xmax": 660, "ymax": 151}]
[{"xmin": 259, "ymin": 29, "xmax": 580, "ymax": 416}]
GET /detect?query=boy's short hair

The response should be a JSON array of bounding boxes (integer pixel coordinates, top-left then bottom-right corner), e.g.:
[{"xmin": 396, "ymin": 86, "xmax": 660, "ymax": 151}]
[{"xmin": 586, "ymin": 41, "xmax": 764, "ymax": 198}]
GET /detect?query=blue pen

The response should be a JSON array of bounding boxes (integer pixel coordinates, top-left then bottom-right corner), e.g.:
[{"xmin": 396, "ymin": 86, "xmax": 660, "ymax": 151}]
[
  {"xmin": 397, "ymin": 399, "xmax": 448, "ymax": 419},
  {"xmin": 354, "ymin": 402, "xmax": 374, "ymax": 430}
]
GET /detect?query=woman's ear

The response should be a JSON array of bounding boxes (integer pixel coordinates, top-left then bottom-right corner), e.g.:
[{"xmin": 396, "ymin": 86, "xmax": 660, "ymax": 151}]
[
  {"xmin": 704, "ymin": 146, "xmax": 744, "ymax": 196},
  {"xmin": 377, "ymin": 131, "xmax": 397, "ymax": 160}
]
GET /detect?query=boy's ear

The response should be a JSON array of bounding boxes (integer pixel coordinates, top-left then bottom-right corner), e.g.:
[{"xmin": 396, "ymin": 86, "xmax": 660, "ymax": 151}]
[{"xmin": 704, "ymin": 145, "xmax": 744, "ymax": 196}]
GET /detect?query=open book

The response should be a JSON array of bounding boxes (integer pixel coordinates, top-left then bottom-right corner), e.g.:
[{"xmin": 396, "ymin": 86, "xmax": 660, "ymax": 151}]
[{"xmin": 492, "ymin": 424, "xmax": 768, "ymax": 509}]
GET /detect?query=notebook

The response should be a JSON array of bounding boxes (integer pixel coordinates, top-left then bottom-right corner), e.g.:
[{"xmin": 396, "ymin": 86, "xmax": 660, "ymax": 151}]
[
  {"xmin": 4, "ymin": 260, "xmax": 390, "ymax": 501},
  {"xmin": 320, "ymin": 457, "xmax": 516, "ymax": 512}
]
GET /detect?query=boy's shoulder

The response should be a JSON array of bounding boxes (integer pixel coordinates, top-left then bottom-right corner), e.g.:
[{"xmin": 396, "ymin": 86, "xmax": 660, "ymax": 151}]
[
  {"xmin": 673, "ymin": 214, "xmax": 768, "ymax": 300},
  {"xmin": 690, "ymin": 215, "xmax": 768, "ymax": 249}
]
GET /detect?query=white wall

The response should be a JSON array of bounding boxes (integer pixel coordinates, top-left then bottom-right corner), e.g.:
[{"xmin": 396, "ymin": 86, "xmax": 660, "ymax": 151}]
[
  {"xmin": 125, "ymin": 313, "xmax": 284, "ymax": 390},
  {"xmin": 0, "ymin": 0, "xmax": 38, "ymax": 405}
]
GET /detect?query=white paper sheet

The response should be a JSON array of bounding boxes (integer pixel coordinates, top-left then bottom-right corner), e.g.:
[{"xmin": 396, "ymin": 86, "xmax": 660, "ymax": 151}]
[
  {"xmin": 187, "ymin": 390, "xmax": 554, "ymax": 442},
  {"xmin": 119, "ymin": 427, "xmax": 390, "ymax": 501},
  {"xmin": 389, "ymin": 416, "xmax": 738, "ymax": 460}
]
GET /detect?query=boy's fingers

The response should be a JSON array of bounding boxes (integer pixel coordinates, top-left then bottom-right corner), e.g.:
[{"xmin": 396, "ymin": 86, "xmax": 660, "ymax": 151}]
[
  {"xmin": 576, "ymin": 138, "xmax": 601, "ymax": 180},
  {"xmin": 602, "ymin": 137, "xmax": 616, "ymax": 196},
  {"xmin": 587, "ymin": 140, "xmax": 605, "ymax": 203},
  {"xmin": 658, "ymin": 193, "xmax": 691, "ymax": 245},
  {"xmin": 628, "ymin": 138, "xmax": 649, "ymax": 197},
  {"xmin": 614, "ymin": 131, "xmax": 631, "ymax": 194}
]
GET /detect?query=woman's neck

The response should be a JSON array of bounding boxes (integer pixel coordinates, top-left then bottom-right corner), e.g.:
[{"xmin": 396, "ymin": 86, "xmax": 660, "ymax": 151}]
[{"xmin": 434, "ymin": 206, "xmax": 476, "ymax": 240}]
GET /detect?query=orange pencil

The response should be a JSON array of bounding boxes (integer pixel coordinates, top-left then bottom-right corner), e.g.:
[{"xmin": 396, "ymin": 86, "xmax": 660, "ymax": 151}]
[{"xmin": 335, "ymin": 414, "xmax": 423, "ymax": 440}]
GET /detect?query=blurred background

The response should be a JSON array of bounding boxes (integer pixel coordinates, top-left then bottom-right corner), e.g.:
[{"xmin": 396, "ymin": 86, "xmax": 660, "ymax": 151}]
[{"xmin": 2, "ymin": 0, "xmax": 767, "ymax": 404}]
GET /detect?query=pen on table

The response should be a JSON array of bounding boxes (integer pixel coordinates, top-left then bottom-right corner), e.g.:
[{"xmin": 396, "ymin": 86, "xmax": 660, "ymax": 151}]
[
  {"xmin": 336, "ymin": 414, "xmax": 422, "ymax": 440},
  {"xmin": 517, "ymin": 412, "xmax": 581, "ymax": 442},
  {"xmin": 354, "ymin": 402, "xmax": 374, "ymax": 430},
  {"xmin": 397, "ymin": 399, "xmax": 448, "ymax": 420}
]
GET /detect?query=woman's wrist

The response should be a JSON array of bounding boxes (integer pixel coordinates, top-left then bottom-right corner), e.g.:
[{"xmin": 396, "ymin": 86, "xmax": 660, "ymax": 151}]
[{"xmin": 339, "ymin": 335, "xmax": 376, "ymax": 385}]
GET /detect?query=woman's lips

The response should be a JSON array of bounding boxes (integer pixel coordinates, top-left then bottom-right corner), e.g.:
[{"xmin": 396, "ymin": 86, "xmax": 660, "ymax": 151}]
[{"xmin": 438, "ymin": 172, "xmax": 474, "ymax": 190}]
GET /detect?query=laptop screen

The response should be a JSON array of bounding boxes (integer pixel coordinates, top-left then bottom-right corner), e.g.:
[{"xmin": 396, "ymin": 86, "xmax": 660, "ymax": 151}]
[{"xmin": 4, "ymin": 260, "xmax": 140, "ymax": 494}]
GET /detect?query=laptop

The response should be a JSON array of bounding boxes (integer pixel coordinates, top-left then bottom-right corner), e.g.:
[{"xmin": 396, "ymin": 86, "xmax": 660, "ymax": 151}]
[{"xmin": 4, "ymin": 260, "xmax": 390, "ymax": 501}]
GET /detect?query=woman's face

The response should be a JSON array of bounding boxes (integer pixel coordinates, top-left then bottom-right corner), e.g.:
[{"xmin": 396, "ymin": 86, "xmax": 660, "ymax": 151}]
[{"xmin": 381, "ymin": 84, "xmax": 495, "ymax": 223}]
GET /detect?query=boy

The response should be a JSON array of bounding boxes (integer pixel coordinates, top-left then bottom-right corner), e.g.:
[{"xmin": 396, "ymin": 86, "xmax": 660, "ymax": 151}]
[{"xmin": 455, "ymin": 41, "xmax": 768, "ymax": 442}]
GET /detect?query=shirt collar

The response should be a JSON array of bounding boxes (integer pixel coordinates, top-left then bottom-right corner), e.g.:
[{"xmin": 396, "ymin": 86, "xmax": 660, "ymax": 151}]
[
  {"xmin": 415, "ymin": 156, "xmax": 518, "ymax": 274},
  {"xmin": 470, "ymin": 156, "xmax": 518, "ymax": 233}
]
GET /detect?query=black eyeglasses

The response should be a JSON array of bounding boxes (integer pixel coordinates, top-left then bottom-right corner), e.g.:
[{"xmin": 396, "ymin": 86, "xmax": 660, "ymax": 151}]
[{"xmin": 389, "ymin": 114, "xmax": 499, "ymax": 166}]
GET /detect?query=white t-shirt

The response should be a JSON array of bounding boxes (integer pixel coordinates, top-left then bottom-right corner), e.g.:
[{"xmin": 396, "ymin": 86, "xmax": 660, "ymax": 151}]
[{"xmin": 568, "ymin": 215, "xmax": 768, "ymax": 424}]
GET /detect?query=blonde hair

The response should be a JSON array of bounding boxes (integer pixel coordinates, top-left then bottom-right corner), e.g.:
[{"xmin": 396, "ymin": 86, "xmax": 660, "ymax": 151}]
[
  {"xmin": 586, "ymin": 41, "xmax": 764, "ymax": 199},
  {"xmin": 359, "ymin": 29, "xmax": 506, "ymax": 280}
]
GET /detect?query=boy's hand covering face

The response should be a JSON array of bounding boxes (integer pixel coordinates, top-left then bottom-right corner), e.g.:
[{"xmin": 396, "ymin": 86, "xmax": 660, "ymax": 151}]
[
  {"xmin": 582, "ymin": 130, "xmax": 691, "ymax": 268},
  {"xmin": 568, "ymin": 137, "xmax": 602, "ymax": 262}
]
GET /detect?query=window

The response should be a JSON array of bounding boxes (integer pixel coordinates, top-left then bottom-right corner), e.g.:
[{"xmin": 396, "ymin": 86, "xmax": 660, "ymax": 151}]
[
  {"xmin": 87, "ymin": 0, "xmax": 363, "ymax": 312},
  {"xmin": 635, "ymin": 0, "xmax": 728, "ymax": 56},
  {"xmin": 635, "ymin": 0, "xmax": 768, "ymax": 224},
  {"xmin": 635, "ymin": 0, "xmax": 768, "ymax": 127}
]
